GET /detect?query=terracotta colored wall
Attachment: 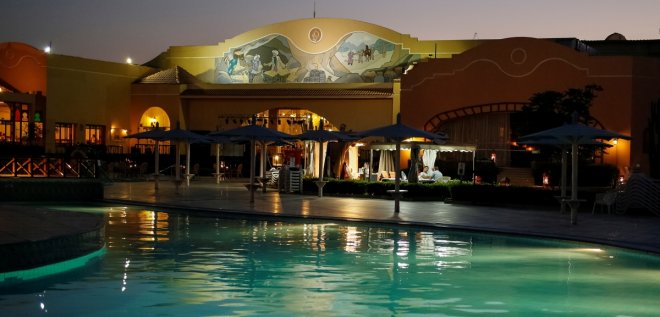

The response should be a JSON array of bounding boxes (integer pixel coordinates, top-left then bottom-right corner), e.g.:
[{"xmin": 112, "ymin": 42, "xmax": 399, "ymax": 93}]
[
  {"xmin": 400, "ymin": 37, "xmax": 658, "ymax": 173},
  {"xmin": 0, "ymin": 42, "xmax": 47, "ymax": 94}
]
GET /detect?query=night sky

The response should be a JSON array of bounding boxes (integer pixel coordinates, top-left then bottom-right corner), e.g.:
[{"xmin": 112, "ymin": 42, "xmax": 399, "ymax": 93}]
[{"xmin": 1, "ymin": 0, "xmax": 659, "ymax": 64}]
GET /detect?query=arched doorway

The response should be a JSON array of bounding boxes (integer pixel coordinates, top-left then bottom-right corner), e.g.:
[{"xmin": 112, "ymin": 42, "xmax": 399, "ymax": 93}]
[{"xmin": 139, "ymin": 107, "xmax": 171, "ymax": 131}]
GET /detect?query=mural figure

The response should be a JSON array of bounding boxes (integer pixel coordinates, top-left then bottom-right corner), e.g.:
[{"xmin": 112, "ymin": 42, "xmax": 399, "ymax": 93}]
[
  {"xmin": 264, "ymin": 50, "xmax": 288, "ymax": 82},
  {"xmin": 347, "ymin": 50, "xmax": 354, "ymax": 65},
  {"xmin": 248, "ymin": 54, "xmax": 262, "ymax": 83}
]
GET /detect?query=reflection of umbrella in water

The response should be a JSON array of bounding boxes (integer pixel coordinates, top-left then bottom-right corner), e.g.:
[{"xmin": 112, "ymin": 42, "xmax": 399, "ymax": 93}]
[
  {"xmin": 210, "ymin": 119, "xmax": 294, "ymax": 203},
  {"xmin": 354, "ymin": 113, "xmax": 448, "ymax": 213},
  {"xmin": 295, "ymin": 120, "xmax": 357, "ymax": 196},
  {"xmin": 518, "ymin": 118, "xmax": 630, "ymax": 224}
]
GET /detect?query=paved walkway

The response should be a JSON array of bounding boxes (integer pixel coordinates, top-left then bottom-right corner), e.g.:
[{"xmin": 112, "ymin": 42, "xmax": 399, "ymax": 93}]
[{"xmin": 104, "ymin": 177, "xmax": 660, "ymax": 254}]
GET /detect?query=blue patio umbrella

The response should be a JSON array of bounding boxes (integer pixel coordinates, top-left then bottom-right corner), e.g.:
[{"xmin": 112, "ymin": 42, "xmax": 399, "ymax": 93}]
[
  {"xmin": 518, "ymin": 138, "xmax": 612, "ymax": 214},
  {"xmin": 295, "ymin": 120, "xmax": 356, "ymax": 196},
  {"xmin": 207, "ymin": 135, "xmax": 235, "ymax": 184},
  {"xmin": 158, "ymin": 128, "xmax": 211, "ymax": 186},
  {"xmin": 518, "ymin": 118, "xmax": 630, "ymax": 224},
  {"xmin": 210, "ymin": 119, "xmax": 294, "ymax": 203},
  {"xmin": 125, "ymin": 128, "xmax": 168, "ymax": 191},
  {"xmin": 354, "ymin": 113, "xmax": 448, "ymax": 213}
]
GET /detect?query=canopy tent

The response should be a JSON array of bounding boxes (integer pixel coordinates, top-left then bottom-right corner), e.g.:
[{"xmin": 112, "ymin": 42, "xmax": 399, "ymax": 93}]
[
  {"xmin": 368, "ymin": 142, "xmax": 477, "ymax": 181},
  {"xmin": 353, "ymin": 113, "xmax": 448, "ymax": 213}
]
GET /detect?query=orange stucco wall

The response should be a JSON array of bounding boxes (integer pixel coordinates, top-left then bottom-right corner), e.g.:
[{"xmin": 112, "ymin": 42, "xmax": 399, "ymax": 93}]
[
  {"xmin": 0, "ymin": 42, "xmax": 47, "ymax": 94},
  {"xmin": 401, "ymin": 37, "xmax": 660, "ymax": 174}
]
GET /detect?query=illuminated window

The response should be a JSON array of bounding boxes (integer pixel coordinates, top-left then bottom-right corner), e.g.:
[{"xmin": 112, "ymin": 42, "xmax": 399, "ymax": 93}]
[
  {"xmin": 55, "ymin": 123, "xmax": 74, "ymax": 145},
  {"xmin": 85, "ymin": 125, "xmax": 105, "ymax": 145}
]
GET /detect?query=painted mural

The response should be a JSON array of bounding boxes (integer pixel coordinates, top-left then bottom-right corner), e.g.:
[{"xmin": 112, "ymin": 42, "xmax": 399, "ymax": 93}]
[{"xmin": 214, "ymin": 32, "xmax": 420, "ymax": 84}]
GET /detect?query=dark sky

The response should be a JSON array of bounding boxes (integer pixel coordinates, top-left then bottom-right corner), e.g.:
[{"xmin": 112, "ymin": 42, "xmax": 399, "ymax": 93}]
[{"xmin": 2, "ymin": 0, "xmax": 659, "ymax": 64}]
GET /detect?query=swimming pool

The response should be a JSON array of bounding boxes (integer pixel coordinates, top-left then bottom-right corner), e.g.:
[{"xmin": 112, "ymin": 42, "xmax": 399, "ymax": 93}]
[{"xmin": 2, "ymin": 205, "xmax": 660, "ymax": 316}]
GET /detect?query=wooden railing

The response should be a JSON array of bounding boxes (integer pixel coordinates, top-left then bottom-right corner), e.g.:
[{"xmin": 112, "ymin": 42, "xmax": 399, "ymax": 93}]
[{"xmin": 0, "ymin": 157, "xmax": 97, "ymax": 178}]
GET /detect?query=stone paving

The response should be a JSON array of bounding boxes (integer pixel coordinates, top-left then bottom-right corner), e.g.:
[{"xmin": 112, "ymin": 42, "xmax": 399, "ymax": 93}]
[{"xmin": 103, "ymin": 177, "xmax": 660, "ymax": 254}]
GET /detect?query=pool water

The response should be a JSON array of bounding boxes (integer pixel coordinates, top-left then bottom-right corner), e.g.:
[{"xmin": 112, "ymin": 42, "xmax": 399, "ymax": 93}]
[{"xmin": 2, "ymin": 205, "xmax": 660, "ymax": 316}]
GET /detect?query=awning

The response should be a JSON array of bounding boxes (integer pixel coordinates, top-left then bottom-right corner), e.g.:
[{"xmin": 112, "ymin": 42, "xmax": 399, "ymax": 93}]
[{"xmin": 369, "ymin": 142, "xmax": 476, "ymax": 152}]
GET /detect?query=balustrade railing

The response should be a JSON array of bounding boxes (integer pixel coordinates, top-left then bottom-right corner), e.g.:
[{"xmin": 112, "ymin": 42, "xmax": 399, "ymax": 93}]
[{"xmin": 0, "ymin": 157, "xmax": 97, "ymax": 178}]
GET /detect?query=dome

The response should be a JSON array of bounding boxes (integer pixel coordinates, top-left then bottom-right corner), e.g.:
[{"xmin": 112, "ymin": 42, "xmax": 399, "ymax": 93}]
[{"xmin": 605, "ymin": 33, "xmax": 627, "ymax": 41}]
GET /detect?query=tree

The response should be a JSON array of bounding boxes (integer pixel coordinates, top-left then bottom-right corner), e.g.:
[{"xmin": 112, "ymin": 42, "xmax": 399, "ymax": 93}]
[{"xmin": 516, "ymin": 84, "xmax": 603, "ymax": 138}]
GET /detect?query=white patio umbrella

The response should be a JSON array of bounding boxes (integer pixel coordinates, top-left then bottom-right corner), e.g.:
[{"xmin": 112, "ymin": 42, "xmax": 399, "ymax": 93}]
[
  {"xmin": 519, "ymin": 118, "xmax": 630, "ymax": 224},
  {"xmin": 354, "ymin": 113, "xmax": 448, "ymax": 213}
]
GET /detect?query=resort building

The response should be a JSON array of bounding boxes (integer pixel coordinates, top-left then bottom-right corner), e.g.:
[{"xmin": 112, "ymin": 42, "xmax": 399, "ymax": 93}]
[{"xmin": 1, "ymin": 18, "xmax": 659, "ymax": 178}]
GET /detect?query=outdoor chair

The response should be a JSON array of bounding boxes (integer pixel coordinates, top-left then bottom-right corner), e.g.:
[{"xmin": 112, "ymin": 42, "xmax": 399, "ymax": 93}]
[{"xmin": 592, "ymin": 189, "xmax": 618, "ymax": 214}]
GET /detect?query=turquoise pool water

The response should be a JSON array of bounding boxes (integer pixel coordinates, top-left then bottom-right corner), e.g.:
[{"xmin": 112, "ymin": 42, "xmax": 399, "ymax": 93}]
[{"xmin": 2, "ymin": 205, "xmax": 660, "ymax": 316}]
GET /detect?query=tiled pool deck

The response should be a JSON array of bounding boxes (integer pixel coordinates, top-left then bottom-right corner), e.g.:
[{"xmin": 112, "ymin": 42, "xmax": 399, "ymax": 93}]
[
  {"xmin": 2, "ymin": 176, "xmax": 659, "ymax": 271},
  {"xmin": 103, "ymin": 177, "xmax": 660, "ymax": 254}
]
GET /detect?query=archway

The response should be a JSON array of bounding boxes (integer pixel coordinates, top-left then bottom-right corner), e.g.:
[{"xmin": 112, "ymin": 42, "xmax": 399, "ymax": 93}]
[{"xmin": 139, "ymin": 106, "xmax": 171, "ymax": 131}]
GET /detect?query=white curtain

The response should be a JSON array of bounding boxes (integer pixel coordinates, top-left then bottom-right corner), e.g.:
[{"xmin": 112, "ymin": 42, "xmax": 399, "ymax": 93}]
[
  {"xmin": 348, "ymin": 146, "xmax": 359, "ymax": 178},
  {"xmin": 422, "ymin": 149, "xmax": 437, "ymax": 169},
  {"xmin": 305, "ymin": 141, "xmax": 314, "ymax": 176},
  {"xmin": 378, "ymin": 150, "xmax": 395, "ymax": 173}
]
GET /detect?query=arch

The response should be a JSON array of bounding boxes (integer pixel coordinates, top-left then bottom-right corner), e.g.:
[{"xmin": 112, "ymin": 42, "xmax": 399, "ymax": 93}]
[
  {"xmin": 139, "ymin": 106, "xmax": 171, "ymax": 130},
  {"xmin": 424, "ymin": 101, "xmax": 606, "ymax": 133},
  {"xmin": 424, "ymin": 102, "xmax": 528, "ymax": 133}
]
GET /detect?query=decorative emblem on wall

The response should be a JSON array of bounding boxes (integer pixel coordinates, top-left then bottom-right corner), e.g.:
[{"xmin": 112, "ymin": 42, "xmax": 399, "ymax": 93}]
[{"xmin": 309, "ymin": 27, "xmax": 322, "ymax": 43}]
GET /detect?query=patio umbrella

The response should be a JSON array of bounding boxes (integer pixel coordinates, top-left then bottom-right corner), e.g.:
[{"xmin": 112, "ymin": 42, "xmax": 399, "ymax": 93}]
[
  {"xmin": 207, "ymin": 135, "xmax": 234, "ymax": 184},
  {"xmin": 210, "ymin": 118, "xmax": 294, "ymax": 203},
  {"xmin": 518, "ymin": 118, "xmax": 630, "ymax": 224},
  {"xmin": 159, "ymin": 128, "xmax": 211, "ymax": 186},
  {"xmin": 518, "ymin": 138, "xmax": 612, "ymax": 214},
  {"xmin": 125, "ymin": 128, "xmax": 169, "ymax": 191},
  {"xmin": 295, "ymin": 120, "xmax": 356, "ymax": 196},
  {"xmin": 354, "ymin": 113, "xmax": 448, "ymax": 213}
]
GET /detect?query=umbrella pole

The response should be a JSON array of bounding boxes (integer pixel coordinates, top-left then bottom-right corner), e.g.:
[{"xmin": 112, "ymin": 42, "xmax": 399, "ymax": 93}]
[
  {"xmin": 261, "ymin": 141, "xmax": 267, "ymax": 193},
  {"xmin": 154, "ymin": 140, "xmax": 159, "ymax": 191},
  {"xmin": 394, "ymin": 141, "xmax": 401, "ymax": 213},
  {"xmin": 560, "ymin": 147, "xmax": 568, "ymax": 213},
  {"xmin": 369, "ymin": 149, "xmax": 374, "ymax": 183},
  {"xmin": 175, "ymin": 142, "xmax": 181, "ymax": 193},
  {"xmin": 215, "ymin": 144, "xmax": 220, "ymax": 184},
  {"xmin": 250, "ymin": 138, "xmax": 256, "ymax": 203},
  {"xmin": 185, "ymin": 143, "xmax": 191, "ymax": 187},
  {"xmin": 570, "ymin": 142, "xmax": 579, "ymax": 224}
]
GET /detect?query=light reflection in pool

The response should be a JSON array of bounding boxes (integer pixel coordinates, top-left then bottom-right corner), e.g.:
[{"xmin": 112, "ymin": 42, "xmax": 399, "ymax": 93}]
[{"xmin": 1, "ymin": 206, "xmax": 660, "ymax": 316}]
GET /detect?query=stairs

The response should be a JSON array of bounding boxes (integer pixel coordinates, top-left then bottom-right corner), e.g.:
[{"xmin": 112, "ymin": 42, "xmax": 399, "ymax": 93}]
[{"xmin": 497, "ymin": 167, "xmax": 535, "ymax": 187}]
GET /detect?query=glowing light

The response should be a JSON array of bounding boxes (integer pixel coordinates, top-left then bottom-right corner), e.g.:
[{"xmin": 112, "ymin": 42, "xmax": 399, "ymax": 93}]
[
  {"xmin": 613, "ymin": 138, "xmax": 618, "ymax": 145},
  {"xmin": 44, "ymin": 46, "xmax": 51, "ymax": 53},
  {"xmin": 126, "ymin": 57, "xmax": 133, "ymax": 64}
]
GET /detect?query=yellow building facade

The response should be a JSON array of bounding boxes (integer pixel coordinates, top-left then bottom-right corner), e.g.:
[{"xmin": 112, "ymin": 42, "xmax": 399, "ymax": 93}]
[{"xmin": 2, "ymin": 18, "xmax": 659, "ymax": 176}]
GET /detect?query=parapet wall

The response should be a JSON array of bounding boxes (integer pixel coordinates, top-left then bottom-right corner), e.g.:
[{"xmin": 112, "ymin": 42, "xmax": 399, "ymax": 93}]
[{"xmin": 0, "ymin": 179, "xmax": 104, "ymax": 201}]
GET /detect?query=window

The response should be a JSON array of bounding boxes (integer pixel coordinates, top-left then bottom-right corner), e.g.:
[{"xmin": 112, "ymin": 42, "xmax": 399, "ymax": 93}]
[
  {"xmin": 85, "ymin": 125, "xmax": 105, "ymax": 145},
  {"xmin": 55, "ymin": 123, "xmax": 74, "ymax": 145}
]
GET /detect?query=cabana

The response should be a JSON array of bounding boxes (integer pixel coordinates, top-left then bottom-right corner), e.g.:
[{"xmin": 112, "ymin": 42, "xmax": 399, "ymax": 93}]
[{"xmin": 367, "ymin": 142, "xmax": 477, "ymax": 182}]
